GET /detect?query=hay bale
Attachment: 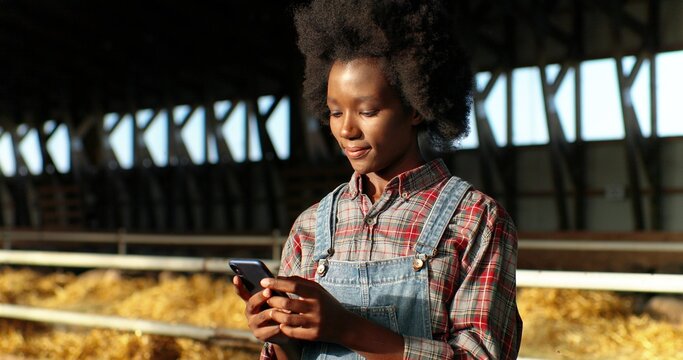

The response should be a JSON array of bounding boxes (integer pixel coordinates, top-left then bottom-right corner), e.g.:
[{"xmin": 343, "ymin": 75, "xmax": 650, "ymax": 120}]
[
  {"xmin": 518, "ymin": 288, "xmax": 683, "ymax": 359},
  {"xmin": 3, "ymin": 267, "xmax": 681, "ymax": 359},
  {"xmin": 0, "ymin": 267, "xmax": 256, "ymax": 359}
]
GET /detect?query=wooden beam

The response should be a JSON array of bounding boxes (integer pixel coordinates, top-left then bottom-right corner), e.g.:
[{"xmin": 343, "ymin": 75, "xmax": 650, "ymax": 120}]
[
  {"xmin": 131, "ymin": 107, "xmax": 154, "ymax": 168},
  {"xmin": 608, "ymin": 0, "xmax": 662, "ymax": 230},
  {"xmin": 538, "ymin": 62, "xmax": 591, "ymax": 230},
  {"xmin": 166, "ymin": 104, "xmax": 192, "ymax": 165},
  {"xmin": 573, "ymin": 64, "xmax": 586, "ymax": 229},
  {"xmin": 7, "ymin": 125, "xmax": 29, "ymax": 176},
  {"xmin": 249, "ymin": 97, "xmax": 280, "ymax": 161},
  {"xmin": 204, "ymin": 100, "xmax": 235, "ymax": 164},
  {"xmin": 473, "ymin": 71, "xmax": 502, "ymax": 195},
  {"xmin": 472, "ymin": 69, "xmax": 517, "ymax": 213}
]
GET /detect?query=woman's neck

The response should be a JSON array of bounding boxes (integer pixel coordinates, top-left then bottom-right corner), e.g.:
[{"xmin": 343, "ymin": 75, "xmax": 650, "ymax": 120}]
[
  {"xmin": 361, "ymin": 160, "xmax": 426, "ymax": 203},
  {"xmin": 362, "ymin": 174, "xmax": 386, "ymax": 203},
  {"xmin": 359, "ymin": 143, "xmax": 426, "ymax": 203}
]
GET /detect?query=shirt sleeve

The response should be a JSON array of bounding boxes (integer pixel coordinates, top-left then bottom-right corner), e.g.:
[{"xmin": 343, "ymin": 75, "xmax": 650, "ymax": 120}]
[
  {"xmin": 279, "ymin": 203, "xmax": 319, "ymax": 278},
  {"xmin": 258, "ymin": 207, "xmax": 315, "ymax": 359},
  {"xmin": 403, "ymin": 197, "xmax": 523, "ymax": 359}
]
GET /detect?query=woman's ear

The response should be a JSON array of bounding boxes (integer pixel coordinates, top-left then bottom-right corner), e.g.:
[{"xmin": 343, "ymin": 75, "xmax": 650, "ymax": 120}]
[{"xmin": 410, "ymin": 109, "xmax": 424, "ymax": 126}]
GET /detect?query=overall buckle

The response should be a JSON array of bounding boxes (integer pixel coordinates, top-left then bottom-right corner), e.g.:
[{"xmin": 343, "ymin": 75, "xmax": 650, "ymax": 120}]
[{"xmin": 412, "ymin": 253, "xmax": 428, "ymax": 271}]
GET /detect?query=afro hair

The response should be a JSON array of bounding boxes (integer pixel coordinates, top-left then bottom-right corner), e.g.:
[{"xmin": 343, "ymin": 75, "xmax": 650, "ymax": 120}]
[{"xmin": 294, "ymin": 0, "xmax": 474, "ymax": 154}]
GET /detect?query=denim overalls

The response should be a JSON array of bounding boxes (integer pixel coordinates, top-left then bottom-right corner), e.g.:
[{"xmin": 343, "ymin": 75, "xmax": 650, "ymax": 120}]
[{"xmin": 301, "ymin": 176, "xmax": 471, "ymax": 359}]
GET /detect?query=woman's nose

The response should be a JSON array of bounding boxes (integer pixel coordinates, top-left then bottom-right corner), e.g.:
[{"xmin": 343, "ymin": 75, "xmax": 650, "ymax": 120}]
[{"xmin": 340, "ymin": 114, "xmax": 361, "ymax": 139}]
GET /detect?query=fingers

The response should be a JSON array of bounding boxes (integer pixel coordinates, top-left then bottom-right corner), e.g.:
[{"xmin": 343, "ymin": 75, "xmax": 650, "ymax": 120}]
[
  {"xmin": 261, "ymin": 276, "xmax": 321, "ymax": 298},
  {"xmin": 267, "ymin": 295, "xmax": 312, "ymax": 314},
  {"xmin": 270, "ymin": 310, "xmax": 314, "ymax": 328},
  {"xmin": 269, "ymin": 310, "xmax": 323, "ymax": 341},
  {"xmin": 235, "ymin": 277, "xmax": 296, "ymax": 345},
  {"xmin": 247, "ymin": 306, "xmax": 293, "ymax": 344},
  {"xmin": 245, "ymin": 289, "xmax": 274, "ymax": 315},
  {"xmin": 249, "ymin": 307, "xmax": 277, "ymax": 329},
  {"xmin": 232, "ymin": 276, "xmax": 252, "ymax": 301},
  {"xmin": 251, "ymin": 323, "xmax": 283, "ymax": 342},
  {"xmin": 279, "ymin": 323, "xmax": 321, "ymax": 341},
  {"xmin": 248, "ymin": 308, "xmax": 284, "ymax": 337},
  {"xmin": 256, "ymin": 276, "xmax": 348, "ymax": 344}
]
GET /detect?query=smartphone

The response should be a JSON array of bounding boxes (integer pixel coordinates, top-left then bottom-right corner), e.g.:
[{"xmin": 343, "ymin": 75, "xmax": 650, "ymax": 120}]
[{"xmin": 229, "ymin": 259, "xmax": 287, "ymax": 297}]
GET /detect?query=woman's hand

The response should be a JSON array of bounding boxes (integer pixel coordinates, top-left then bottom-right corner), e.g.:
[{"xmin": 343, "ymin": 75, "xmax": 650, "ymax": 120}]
[
  {"xmin": 260, "ymin": 276, "xmax": 405, "ymax": 359},
  {"xmin": 260, "ymin": 276, "xmax": 352, "ymax": 343},
  {"xmin": 232, "ymin": 276, "xmax": 290, "ymax": 345}
]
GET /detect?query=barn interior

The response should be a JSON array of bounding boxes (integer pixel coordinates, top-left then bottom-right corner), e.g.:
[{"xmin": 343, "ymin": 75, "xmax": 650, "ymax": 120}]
[{"xmin": 0, "ymin": 0, "xmax": 682, "ymax": 359}]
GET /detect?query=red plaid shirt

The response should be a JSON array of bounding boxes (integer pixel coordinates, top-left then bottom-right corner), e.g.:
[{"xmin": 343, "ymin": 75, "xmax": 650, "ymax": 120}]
[{"xmin": 262, "ymin": 159, "xmax": 522, "ymax": 359}]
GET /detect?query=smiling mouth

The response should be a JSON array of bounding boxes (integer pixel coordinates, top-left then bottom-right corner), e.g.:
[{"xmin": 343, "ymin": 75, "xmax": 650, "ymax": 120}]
[{"xmin": 344, "ymin": 147, "xmax": 370, "ymax": 159}]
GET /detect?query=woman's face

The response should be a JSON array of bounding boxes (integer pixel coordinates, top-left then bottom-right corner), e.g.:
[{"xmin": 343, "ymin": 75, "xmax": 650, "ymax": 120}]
[{"xmin": 326, "ymin": 58, "xmax": 424, "ymax": 179}]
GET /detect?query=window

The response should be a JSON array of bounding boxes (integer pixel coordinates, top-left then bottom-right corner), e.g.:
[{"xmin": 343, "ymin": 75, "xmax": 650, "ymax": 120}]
[
  {"xmin": 263, "ymin": 96, "xmax": 291, "ymax": 159},
  {"xmin": 109, "ymin": 113, "xmax": 133, "ymax": 169},
  {"xmin": 143, "ymin": 110, "xmax": 169, "ymax": 166},
  {"xmin": 45, "ymin": 122, "xmax": 71, "ymax": 173},
  {"xmin": 476, "ymin": 72, "xmax": 508, "ymax": 146},
  {"xmin": 18, "ymin": 127, "xmax": 42, "ymax": 175},
  {"xmin": 656, "ymin": 50, "xmax": 683, "ymax": 136},
  {"xmin": 180, "ymin": 106, "xmax": 206, "ymax": 164},
  {"xmin": 0, "ymin": 131, "xmax": 15, "ymax": 176},
  {"xmin": 224, "ymin": 102, "xmax": 247, "ymax": 162},
  {"xmin": 580, "ymin": 58, "xmax": 625, "ymax": 140},
  {"xmin": 512, "ymin": 66, "xmax": 548, "ymax": 145}
]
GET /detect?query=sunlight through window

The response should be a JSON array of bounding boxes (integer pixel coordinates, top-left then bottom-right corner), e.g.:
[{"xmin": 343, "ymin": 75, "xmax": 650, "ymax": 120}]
[
  {"xmin": 513, "ymin": 67, "xmax": 548, "ymax": 145},
  {"xmin": 143, "ymin": 110, "xmax": 169, "ymax": 166},
  {"xmin": 263, "ymin": 96, "xmax": 291, "ymax": 159},
  {"xmin": 0, "ymin": 131, "xmax": 16, "ymax": 176},
  {"xmin": 656, "ymin": 50, "xmax": 683, "ymax": 136},
  {"xmin": 46, "ymin": 123, "xmax": 71, "ymax": 173},
  {"xmin": 110, "ymin": 114, "xmax": 133, "ymax": 169},
  {"xmin": 581, "ymin": 59, "xmax": 625, "ymax": 140},
  {"xmin": 224, "ymin": 102, "xmax": 247, "ymax": 162}
]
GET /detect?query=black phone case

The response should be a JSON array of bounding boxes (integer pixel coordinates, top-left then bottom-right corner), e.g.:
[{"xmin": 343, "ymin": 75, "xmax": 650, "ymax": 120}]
[{"xmin": 229, "ymin": 259, "xmax": 286, "ymax": 297}]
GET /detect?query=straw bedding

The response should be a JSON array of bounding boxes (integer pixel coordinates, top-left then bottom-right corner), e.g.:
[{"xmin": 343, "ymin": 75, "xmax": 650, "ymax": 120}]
[
  {"xmin": 0, "ymin": 267, "xmax": 257, "ymax": 359},
  {"xmin": 518, "ymin": 288, "xmax": 683, "ymax": 359},
  {"xmin": 1, "ymin": 267, "xmax": 681, "ymax": 359}
]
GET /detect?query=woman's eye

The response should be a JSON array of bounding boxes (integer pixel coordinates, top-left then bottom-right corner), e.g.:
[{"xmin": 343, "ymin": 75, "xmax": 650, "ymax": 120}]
[
  {"xmin": 361, "ymin": 110, "xmax": 379, "ymax": 117},
  {"xmin": 329, "ymin": 111, "xmax": 342, "ymax": 118}
]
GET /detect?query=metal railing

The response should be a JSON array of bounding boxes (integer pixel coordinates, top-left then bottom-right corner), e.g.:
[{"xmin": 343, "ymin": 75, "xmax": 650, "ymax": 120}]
[
  {"xmin": 516, "ymin": 270, "xmax": 683, "ymax": 293},
  {"xmin": 518, "ymin": 239, "xmax": 683, "ymax": 252},
  {"xmin": 0, "ymin": 249, "xmax": 278, "ymax": 273},
  {"xmin": 2, "ymin": 229, "xmax": 682, "ymax": 343},
  {"xmin": 0, "ymin": 303, "xmax": 260, "ymax": 348},
  {"xmin": 1, "ymin": 249, "xmax": 681, "ymax": 294},
  {"xmin": 1, "ymin": 229, "xmax": 285, "ymax": 260},
  {"xmin": 4, "ymin": 229, "xmax": 683, "ymax": 258}
]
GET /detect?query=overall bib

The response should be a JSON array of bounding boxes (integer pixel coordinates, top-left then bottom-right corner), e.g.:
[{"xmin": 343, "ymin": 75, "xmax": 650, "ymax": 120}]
[{"xmin": 301, "ymin": 176, "xmax": 471, "ymax": 360}]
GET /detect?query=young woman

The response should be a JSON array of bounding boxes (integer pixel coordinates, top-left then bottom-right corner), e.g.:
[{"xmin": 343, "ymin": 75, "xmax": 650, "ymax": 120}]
[{"xmin": 233, "ymin": 1, "xmax": 522, "ymax": 359}]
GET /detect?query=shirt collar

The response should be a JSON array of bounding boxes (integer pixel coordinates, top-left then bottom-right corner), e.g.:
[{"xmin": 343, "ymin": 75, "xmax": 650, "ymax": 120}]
[{"xmin": 347, "ymin": 159, "xmax": 451, "ymax": 200}]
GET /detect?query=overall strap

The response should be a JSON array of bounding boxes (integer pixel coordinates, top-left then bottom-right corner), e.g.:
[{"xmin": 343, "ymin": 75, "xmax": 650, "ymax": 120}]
[
  {"xmin": 413, "ymin": 176, "xmax": 471, "ymax": 258},
  {"xmin": 313, "ymin": 183, "xmax": 347, "ymax": 261}
]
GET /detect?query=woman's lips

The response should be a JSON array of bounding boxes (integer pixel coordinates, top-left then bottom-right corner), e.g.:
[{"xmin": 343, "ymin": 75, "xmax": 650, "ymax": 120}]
[{"xmin": 344, "ymin": 147, "xmax": 370, "ymax": 159}]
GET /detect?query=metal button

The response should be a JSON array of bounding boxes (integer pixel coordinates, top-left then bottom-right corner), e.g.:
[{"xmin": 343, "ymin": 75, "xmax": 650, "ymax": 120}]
[
  {"xmin": 317, "ymin": 263, "xmax": 327, "ymax": 275},
  {"xmin": 412, "ymin": 257, "xmax": 424, "ymax": 271},
  {"xmin": 402, "ymin": 192, "xmax": 409, "ymax": 199},
  {"xmin": 365, "ymin": 217, "xmax": 376, "ymax": 225}
]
